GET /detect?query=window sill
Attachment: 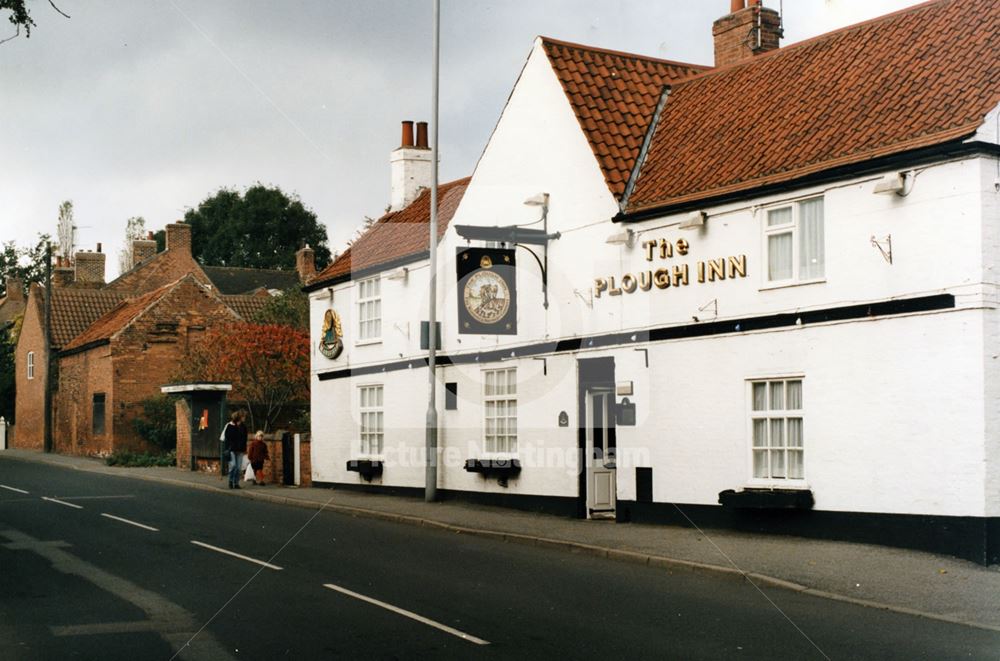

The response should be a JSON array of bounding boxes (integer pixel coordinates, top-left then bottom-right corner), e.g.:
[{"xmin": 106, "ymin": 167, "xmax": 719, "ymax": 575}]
[
  {"xmin": 718, "ymin": 487, "xmax": 814, "ymax": 510},
  {"xmin": 464, "ymin": 457, "xmax": 521, "ymax": 477},
  {"xmin": 346, "ymin": 458, "xmax": 383, "ymax": 481},
  {"xmin": 354, "ymin": 339, "xmax": 382, "ymax": 347},
  {"xmin": 758, "ymin": 278, "xmax": 826, "ymax": 292}
]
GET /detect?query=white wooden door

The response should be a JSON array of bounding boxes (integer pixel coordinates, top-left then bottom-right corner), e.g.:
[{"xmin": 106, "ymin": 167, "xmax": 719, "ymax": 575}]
[{"xmin": 586, "ymin": 388, "xmax": 616, "ymax": 518}]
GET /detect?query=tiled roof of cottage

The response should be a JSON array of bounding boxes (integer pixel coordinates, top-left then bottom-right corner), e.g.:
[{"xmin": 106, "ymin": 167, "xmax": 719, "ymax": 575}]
[
  {"xmin": 540, "ymin": 38, "xmax": 707, "ymax": 198},
  {"xmin": 626, "ymin": 0, "xmax": 1000, "ymax": 212},
  {"xmin": 39, "ymin": 288, "xmax": 127, "ymax": 348},
  {"xmin": 203, "ymin": 266, "xmax": 301, "ymax": 295},
  {"xmin": 62, "ymin": 282, "xmax": 175, "ymax": 351},
  {"xmin": 310, "ymin": 177, "xmax": 470, "ymax": 287}
]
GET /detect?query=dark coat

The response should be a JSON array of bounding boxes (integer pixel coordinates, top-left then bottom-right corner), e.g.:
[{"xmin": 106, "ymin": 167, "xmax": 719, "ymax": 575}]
[{"xmin": 224, "ymin": 422, "xmax": 248, "ymax": 453}]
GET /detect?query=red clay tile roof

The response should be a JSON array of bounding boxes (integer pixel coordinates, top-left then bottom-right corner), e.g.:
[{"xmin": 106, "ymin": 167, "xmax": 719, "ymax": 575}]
[
  {"xmin": 41, "ymin": 288, "xmax": 127, "ymax": 348},
  {"xmin": 223, "ymin": 294, "xmax": 271, "ymax": 320},
  {"xmin": 541, "ymin": 38, "xmax": 707, "ymax": 198},
  {"xmin": 63, "ymin": 282, "xmax": 176, "ymax": 351},
  {"xmin": 310, "ymin": 177, "xmax": 470, "ymax": 287},
  {"xmin": 626, "ymin": 0, "xmax": 1000, "ymax": 212}
]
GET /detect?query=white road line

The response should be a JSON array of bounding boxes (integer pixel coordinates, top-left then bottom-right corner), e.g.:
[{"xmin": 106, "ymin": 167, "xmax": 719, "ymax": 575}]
[
  {"xmin": 41, "ymin": 497, "xmax": 83, "ymax": 510},
  {"xmin": 101, "ymin": 513, "xmax": 159, "ymax": 532},
  {"xmin": 322, "ymin": 582, "xmax": 490, "ymax": 646},
  {"xmin": 190, "ymin": 541, "xmax": 283, "ymax": 570},
  {"xmin": 1, "ymin": 485, "xmax": 29, "ymax": 494}
]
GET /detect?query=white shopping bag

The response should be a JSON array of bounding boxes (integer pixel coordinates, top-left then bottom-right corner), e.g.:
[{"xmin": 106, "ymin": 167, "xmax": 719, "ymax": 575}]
[{"xmin": 243, "ymin": 460, "xmax": 255, "ymax": 482}]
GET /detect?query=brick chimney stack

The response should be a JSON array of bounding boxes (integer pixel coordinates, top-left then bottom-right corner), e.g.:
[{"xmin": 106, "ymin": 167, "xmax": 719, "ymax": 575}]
[
  {"xmin": 4, "ymin": 277, "xmax": 24, "ymax": 302},
  {"xmin": 131, "ymin": 230, "xmax": 158, "ymax": 269},
  {"xmin": 713, "ymin": 0, "xmax": 782, "ymax": 68},
  {"xmin": 166, "ymin": 222, "xmax": 192, "ymax": 254},
  {"xmin": 389, "ymin": 120, "xmax": 432, "ymax": 212},
  {"xmin": 53, "ymin": 256, "xmax": 74, "ymax": 287},
  {"xmin": 74, "ymin": 245, "xmax": 106, "ymax": 285},
  {"xmin": 295, "ymin": 244, "xmax": 316, "ymax": 282}
]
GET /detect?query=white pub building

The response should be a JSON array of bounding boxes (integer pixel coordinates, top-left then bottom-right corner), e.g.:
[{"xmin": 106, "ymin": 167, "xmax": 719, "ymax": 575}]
[{"xmin": 307, "ymin": 0, "xmax": 1000, "ymax": 564}]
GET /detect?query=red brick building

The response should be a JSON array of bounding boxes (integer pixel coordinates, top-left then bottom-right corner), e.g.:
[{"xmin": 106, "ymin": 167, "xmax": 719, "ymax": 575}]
[
  {"xmin": 12, "ymin": 221, "xmax": 316, "ymax": 455},
  {"xmin": 57, "ymin": 275, "xmax": 241, "ymax": 454}
]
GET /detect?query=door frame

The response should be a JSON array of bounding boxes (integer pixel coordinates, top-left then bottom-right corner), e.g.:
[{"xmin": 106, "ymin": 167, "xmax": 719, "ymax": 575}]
[{"xmin": 577, "ymin": 357, "xmax": 616, "ymax": 519}]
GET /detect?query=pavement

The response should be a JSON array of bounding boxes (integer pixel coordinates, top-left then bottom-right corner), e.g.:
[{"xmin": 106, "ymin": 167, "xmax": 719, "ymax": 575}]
[{"xmin": 3, "ymin": 448, "xmax": 998, "ymax": 634}]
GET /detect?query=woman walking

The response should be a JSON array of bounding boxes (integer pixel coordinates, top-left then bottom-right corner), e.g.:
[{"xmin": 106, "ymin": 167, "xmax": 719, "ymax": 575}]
[{"xmin": 224, "ymin": 411, "xmax": 248, "ymax": 489}]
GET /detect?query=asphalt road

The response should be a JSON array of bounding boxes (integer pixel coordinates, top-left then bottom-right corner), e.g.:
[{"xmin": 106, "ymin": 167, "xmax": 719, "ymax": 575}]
[{"xmin": 1, "ymin": 459, "xmax": 998, "ymax": 660}]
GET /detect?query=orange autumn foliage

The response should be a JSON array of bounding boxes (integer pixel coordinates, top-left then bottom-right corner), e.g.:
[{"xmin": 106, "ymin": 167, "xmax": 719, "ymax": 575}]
[{"xmin": 181, "ymin": 323, "xmax": 309, "ymax": 432}]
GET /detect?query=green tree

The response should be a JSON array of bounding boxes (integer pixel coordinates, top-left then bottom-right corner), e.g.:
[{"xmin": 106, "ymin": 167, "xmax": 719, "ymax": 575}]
[
  {"xmin": 0, "ymin": 233, "xmax": 50, "ymax": 298},
  {"xmin": 250, "ymin": 286, "xmax": 309, "ymax": 330},
  {"xmin": 1, "ymin": 0, "xmax": 70, "ymax": 43},
  {"xmin": 183, "ymin": 184, "xmax": 331, "ymax": 270},
  {"xmin": 131, "ymin": 395, "xmax": 177, "ymax": 452},
  {"xmin": 0, "ymin": 323, "xmax": 15, "ymax": 422}
]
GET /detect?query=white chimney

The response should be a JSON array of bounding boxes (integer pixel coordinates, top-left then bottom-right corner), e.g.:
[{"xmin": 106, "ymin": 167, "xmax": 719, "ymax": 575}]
[{"xmin": 389, "ymin": 120, "xmax": 432, "ymax": 212}]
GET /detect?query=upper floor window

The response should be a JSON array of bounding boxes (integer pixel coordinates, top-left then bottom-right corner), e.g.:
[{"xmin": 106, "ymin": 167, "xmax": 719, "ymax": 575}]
[
  {"xmin": 484, "ymin": 368, "xmax": 517, "ymax": 454},
  {"xmin": 357, "ymin": 276, "xmax": 381, "ymax": 341},
  {"xmin": 26, "ymin": 351, "xmax": 34, "ymax": 380},
  {"xmin": 750, "ymin": 378, "xmax": 804, "ymax": 482},
  {"xmin": 764, "ymin": 197, "xmax": 824, "ymax": 284}
]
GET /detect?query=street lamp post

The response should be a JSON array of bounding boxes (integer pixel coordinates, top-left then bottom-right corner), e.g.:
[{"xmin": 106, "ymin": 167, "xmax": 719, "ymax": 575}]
[{"xmin": 425, "ymin": 0, "xmax": 440, "ymax": 503}]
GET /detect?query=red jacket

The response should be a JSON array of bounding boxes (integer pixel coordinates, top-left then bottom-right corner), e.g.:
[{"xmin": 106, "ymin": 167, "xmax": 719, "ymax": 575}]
[{"xmin": 247, "ymin": 439, "xmax": 269, "ymax": 464}]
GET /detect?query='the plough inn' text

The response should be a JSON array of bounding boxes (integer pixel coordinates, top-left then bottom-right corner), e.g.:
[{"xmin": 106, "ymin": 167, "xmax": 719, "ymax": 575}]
[{"xmin": 595, "ymin": 237, "xmax": 748, "ymax": 297}]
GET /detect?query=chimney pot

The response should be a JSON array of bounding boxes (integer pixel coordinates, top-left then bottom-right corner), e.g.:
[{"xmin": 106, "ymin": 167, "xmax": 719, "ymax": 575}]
[
  {"xmin": 96, "ymin": 242, "xmax": 102, "ymax": 253},
  {"xmin": 147, "ymin": 231, "xmax": 154, "ymax": 240},
  {"xmin": 416, "ymin": 122, "xmax": 429, "ymax": 149},
  {"xmin": 731, "ymin": 0, "xmax": 743, "ymax": 11},
  {"xmin": 401, "ymin": 120, "xmax": 415, "ymax": 147}
]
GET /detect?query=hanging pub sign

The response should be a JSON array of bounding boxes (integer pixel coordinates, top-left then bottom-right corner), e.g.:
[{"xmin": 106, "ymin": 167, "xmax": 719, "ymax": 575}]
[
  {"xmin": 456, "ymin": 247, "xmax": 517, "ymax": 335},
  {"xmin": 318, "ymin": 309, "xmax": 344, "ymax": 359}
]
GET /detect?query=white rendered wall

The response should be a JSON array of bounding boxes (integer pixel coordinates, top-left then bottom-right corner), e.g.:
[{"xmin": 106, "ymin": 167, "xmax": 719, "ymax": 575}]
[{"xmin": 981, "ymin": 155, "xmax": 1000, "ymax": 517}]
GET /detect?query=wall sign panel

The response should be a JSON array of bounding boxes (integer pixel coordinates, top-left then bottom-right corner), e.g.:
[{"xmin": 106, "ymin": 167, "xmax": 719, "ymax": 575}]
[{"xmin": 456, "ymin": 247, "xmax": 517, "ymax": 335}]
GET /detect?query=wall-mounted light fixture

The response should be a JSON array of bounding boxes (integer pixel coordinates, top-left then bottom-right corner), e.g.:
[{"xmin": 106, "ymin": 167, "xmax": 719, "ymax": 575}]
[
  {"xmin": 679, "ymin": 210, "xmax": 706, "ymax": 230},
  {"xmin": 873, "ymin": 171, "xmax": 914, "ymax": 197},
  {"xmin": 387, "ymin": 266, "xmax": 409, "ymax": 281},
  {"xmin": 605, "ymin": 228, "xmax": 636, "ymax": 248}
]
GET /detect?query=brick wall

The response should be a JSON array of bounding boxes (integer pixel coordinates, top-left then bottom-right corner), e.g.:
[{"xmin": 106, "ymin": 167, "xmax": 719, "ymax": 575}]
[
  {"xmin": 254, "ymin": 433, "xmax": 311, "ymax": 486},
  {"xmin": 131, "ymin": 239, "xmax": 157, "ymax": 269},
  {"xmin": 109, "ymin": 279, "xmax": 238, "ymax": 453},
  {"xmin": 54, "ymin": 343, "xmax": 114, "ymax": 455},
  {"xmin": 175, "ymin": 398, "xmax": 191, "ymax": 469},
  {"xmin": 13, "ymin": 286, "xmax": 46, "ymax": 449}
]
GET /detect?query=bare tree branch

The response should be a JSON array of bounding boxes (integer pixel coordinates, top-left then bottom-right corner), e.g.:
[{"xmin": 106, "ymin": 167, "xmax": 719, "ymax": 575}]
[
  {"xmin": 0, "ymin": 24, "xmax": 19, "ymax": 46},
  {"xmin": 47, "ymin": 0, "xmax": 70, "ymax": 19}
]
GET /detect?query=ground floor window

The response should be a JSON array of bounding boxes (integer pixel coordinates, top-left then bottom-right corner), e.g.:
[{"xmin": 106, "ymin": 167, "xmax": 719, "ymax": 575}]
[
  {"xmin": 358, "ymin": 385, "xmax": 383, "ymax": 455},
  {"xmin": 92, "ymin": 393, "xmax": 106, "ymax": 436},
  {"xmin": 750, "ymin": 378, "xmax": 803, "ymax": 480},
  {"xmin": 484, "ymin": 367, "xmax": 517, "ymax": 454}
]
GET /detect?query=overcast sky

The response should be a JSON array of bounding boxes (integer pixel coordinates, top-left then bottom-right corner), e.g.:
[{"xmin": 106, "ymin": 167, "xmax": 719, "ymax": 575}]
[{"xmin": 0, "ymin": 0, "xmax": 924, "ymax": 278}]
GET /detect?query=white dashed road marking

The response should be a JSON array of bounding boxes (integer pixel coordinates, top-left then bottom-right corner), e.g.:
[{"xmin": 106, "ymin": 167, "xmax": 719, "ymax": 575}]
[
  {"xmin": 0, "ymin": 485, "xmax": 29, "ymax": 494},
  {"xmin": 190, "ymin": 541, "xmax": 283, "ymax": 570},
  {"xmin": 101, "ymin": 513, "xmax": 159, "ymax": 532},
  {"xmin": 322, "ymin": 582, "xmax": 490, "ymax": 646},
  {"xmin": 41, "ymin": 497, "xmax": 83, "ymax": 510}
]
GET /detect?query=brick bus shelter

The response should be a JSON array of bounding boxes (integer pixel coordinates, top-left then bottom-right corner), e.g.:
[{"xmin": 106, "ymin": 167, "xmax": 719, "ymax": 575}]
[{"xmin": 161, "ymin": 382, "xmax": 231, "ymax": 474}]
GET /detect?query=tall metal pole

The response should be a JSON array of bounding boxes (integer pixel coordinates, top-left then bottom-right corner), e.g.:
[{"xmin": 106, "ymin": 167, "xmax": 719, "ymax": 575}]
[
  {"xmin": 43, "ymin": 242, "xmax": 53, "ymax": 454},
  {"xmin": 424, "ymin": 0, "xmax": 440, "ymax": 502}
]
